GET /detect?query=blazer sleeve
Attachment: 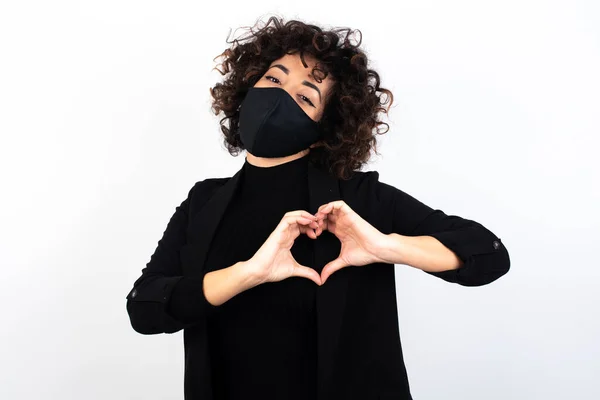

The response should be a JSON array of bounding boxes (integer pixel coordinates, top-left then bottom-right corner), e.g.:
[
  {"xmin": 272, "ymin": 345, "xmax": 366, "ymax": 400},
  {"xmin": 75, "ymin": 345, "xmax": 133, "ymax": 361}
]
[
  {"xmin": 372, "ymin": 172, "xmax": 510, "ymax": 286},
  {"xmin": 125, "ymin": 183, "xmax": 219, "ymax": 335}
]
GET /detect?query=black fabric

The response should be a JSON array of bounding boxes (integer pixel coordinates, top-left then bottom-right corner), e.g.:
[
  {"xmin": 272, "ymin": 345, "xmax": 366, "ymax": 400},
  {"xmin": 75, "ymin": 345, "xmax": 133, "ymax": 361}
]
[
  {"xmin": 238, "ymin": 87, "xmax": 323, "ymax": 157},
  {"xmin": 189, "ymin": 154, "xmax": 318, "ymax": 400}
]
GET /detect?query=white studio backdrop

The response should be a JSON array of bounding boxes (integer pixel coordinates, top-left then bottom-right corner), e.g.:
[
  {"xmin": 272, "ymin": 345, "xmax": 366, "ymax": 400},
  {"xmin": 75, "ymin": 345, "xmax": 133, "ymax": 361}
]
[{"xmin": 1, "ymin": 1, "xmax": 598, "ymax": 399}]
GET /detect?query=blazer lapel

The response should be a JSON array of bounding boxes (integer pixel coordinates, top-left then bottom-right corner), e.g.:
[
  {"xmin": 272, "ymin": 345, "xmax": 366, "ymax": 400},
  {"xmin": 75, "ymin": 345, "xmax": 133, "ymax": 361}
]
[
  {"xmin": 183, "ymin": 166, "xmax": 243, "ymax": 277},
  {"xmin": 184, "ymin": 160, "xmax": 349, "ymax": 398}
]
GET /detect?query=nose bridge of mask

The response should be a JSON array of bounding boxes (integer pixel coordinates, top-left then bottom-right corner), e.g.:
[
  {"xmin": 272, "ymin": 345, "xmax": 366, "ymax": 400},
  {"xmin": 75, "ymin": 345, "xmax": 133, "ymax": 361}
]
[
  {"xmin": 252, "ymin": 89, "xmax": 282, "ymax": 149},
  {"xmin": 268, "ymin": 87, "xmax": 316, "ymax": 124},
  {"xmin": 257, "ymin": 87, "xmax": 319, "ymax": 134}
]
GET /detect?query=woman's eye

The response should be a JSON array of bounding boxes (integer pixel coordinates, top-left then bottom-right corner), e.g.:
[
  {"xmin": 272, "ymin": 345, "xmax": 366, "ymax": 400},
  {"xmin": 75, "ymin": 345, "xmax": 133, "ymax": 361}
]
[
  {"xmin": 265, "ymin": 75, "xmax": 280, "ymax": 84},
  {"xmin": 265, "ymin": 75, "xmax": 315, "ymax": 107},
  {"xmin": 300, "ymin": 95, "xmax": 315, "ymax": 107}
]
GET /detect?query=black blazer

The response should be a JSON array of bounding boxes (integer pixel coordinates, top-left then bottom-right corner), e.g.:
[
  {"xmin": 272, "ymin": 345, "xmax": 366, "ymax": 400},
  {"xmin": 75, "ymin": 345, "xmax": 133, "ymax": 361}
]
[{"xmin": 125, "ymin": 161, "xmax": 510, "ymax": 400}]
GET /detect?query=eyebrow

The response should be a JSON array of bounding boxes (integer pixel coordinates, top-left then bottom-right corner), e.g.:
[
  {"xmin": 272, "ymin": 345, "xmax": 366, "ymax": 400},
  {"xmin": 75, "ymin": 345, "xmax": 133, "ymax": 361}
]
[{"xmin": 268, "ymin": 64, "xmax": 322, "ymax": 103}]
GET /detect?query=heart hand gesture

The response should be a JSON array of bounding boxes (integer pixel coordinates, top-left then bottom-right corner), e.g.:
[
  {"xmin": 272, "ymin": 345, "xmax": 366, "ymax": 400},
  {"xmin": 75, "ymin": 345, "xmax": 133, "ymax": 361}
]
[
  {"xmin": 315, "ymin": 200, "xmax": 386, "ymax": 284},
  {"xmin": 248, "ymin": 210, "xmax": 323, "ymax": 286}
]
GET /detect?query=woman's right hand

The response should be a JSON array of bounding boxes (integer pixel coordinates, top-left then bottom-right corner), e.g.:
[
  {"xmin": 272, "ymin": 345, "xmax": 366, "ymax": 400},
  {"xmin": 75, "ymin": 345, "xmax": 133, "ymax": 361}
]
[{"xmin": 247, "ymin": 210, "xmax": 323, "ymax": 286}]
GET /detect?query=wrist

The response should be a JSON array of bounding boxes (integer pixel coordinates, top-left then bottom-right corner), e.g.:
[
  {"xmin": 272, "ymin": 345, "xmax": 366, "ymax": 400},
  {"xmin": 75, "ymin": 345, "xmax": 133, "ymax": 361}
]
[
  {"xmin": 374, "ymin": 233, "xmax": 406, "ymax": 265},
  {"xmin": 235, "ymin": 260, "xmax": 264, "ymax": 289}
]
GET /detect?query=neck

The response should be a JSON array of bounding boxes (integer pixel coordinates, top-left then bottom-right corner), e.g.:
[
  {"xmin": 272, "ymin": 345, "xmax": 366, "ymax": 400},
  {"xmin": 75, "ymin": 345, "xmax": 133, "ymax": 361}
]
[{"xmin": 245, "ymin": 148, "xmax": 310, "ymax": 167}]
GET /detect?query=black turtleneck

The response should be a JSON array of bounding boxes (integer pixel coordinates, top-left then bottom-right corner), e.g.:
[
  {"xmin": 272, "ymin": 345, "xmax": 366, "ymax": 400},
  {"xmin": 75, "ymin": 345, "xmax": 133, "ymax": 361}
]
[{"xmin": 169, "ymin": 154, "xmax": 318, "ymax": 400}]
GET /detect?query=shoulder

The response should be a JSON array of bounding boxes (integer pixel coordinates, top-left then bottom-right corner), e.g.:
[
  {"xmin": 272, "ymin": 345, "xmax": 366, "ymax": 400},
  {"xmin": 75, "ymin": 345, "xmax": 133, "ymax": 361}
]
[
  {"xmin": 339, "ymin": 169, "xmax": 378, "ymax": 191},
  {"xmin": 183, "ymin": 176, "xmax": 231, "ymax": 209},
  {"xmin": 340, "ymin": 168, "xmax": 425, "ymax": 216},
  {"xmin": 339, "ymin": 169, "xmax": 396, "ymax": 202},
  {"xmin": 338, "ymin": 169, "xmax": 398, "ymax": 222},
  {"xmin": 191, "ymin": 176, "xmax": 231, "ymax": 192}
]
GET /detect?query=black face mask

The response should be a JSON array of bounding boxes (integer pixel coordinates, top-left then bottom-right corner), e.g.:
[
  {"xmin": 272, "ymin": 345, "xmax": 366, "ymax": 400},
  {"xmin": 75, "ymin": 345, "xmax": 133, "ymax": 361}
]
[{"xmin": 238, "ymin": 87, "xmax": 323, "ymax": 158}]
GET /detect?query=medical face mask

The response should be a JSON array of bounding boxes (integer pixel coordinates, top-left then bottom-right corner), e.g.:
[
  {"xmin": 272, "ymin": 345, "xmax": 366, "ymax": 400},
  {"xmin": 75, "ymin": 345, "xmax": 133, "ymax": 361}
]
[{"xmin": 238, "ymin": 86, "xmax": 324, "ymax": 158}]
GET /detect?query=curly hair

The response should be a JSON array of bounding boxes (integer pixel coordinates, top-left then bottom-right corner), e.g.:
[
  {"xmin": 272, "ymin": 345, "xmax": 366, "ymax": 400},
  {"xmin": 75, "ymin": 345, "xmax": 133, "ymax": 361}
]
[{"xmin": 209, "ymin": 15, "xmax": 394, "ymax": 180}]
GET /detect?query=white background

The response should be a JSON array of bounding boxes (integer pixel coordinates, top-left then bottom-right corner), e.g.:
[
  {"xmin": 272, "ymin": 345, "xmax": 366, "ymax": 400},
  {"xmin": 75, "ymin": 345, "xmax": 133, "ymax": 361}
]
[{"xmin": 1, "ymin": 1, "xmax": 598, "ymax": 399}]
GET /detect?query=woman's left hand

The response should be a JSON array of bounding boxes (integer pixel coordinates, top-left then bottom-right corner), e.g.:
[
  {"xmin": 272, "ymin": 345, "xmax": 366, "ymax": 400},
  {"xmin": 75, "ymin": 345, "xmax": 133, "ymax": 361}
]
[{"xmin": 315, "ymin": 200, "xmax": 387, "ymax": 284}]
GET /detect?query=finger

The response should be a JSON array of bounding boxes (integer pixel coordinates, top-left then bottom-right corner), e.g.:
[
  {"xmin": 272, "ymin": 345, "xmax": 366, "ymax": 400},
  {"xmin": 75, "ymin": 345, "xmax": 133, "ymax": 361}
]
[
  {"xmin": 294, "ymin": 218, "xmax": 319, "ymax": 234},
  {"xmin": 314, "ymin": 211, "xmax": 327, "ymax": 221},
  {"xmin": 319, "ymin": 199, "xmax": 344, "ymax": 210},
  {"xmin": 292, "ymin": 263, "xmax": 322, "ymax": 286},
  {"xmin": 317, "ymin": 202, "xmax": 329, "ymax": 213},
  {"xmin": 315, "ymin": 216, "xmax": 327, "ymax": 235},
  {"xmin": 294, "ymin": 216, "xmax": 316, "ymax": 224},
  {"xmin": 283, "ymin": 215, "xmax": 317, "ymax": 230},
  {"xmin": 275, "ymin": 219, "xmax": 303, "ymax": 243},
  {"xmin": 290, "ymin": 217, "xmax": 319, "ymax": 239},
  {"xmin": 314, "ymin": 222, "xmax": 322, "ymax": 237},
  {"xmin": 317, "ymin": 202, "xmax": 334, "ymax": 214},
  {"xmin": 330, "ymin": 201, "xmax": 349, "ymax": 216},
  {"xmin": 285, "ymin": 210, "xmax": 318, "ymax": 221},
  {"xmin": 320, "ymin": 257, "xmax": 348, "ymax": 284},
  {"xmin": 317, "ymin": 203, "xmax": 342, "ymax": 220},
  {"xmin": 298, "ymin": 224, "xmax": 318, "ymax": 239}
]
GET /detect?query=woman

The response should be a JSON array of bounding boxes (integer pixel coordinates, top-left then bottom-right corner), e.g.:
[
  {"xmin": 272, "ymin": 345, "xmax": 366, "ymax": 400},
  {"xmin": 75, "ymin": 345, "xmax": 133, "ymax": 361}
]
[{"xmin": 125, "ymin": 17, "xmax": 510, "ymax": 400}]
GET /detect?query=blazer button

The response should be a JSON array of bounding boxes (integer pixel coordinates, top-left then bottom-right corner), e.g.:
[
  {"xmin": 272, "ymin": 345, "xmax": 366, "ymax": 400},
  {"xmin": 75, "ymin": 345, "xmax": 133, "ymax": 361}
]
[
  {"xmin": 493, "ymin": 240, "xmax": 500, "ymax": 250},
  {"xmin": 131, "ymin": 289, "xmax": 138, "ymax": 298}
]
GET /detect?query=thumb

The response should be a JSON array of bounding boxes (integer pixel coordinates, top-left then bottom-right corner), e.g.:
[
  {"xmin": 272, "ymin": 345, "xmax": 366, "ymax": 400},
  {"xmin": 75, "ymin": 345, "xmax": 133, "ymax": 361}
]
[
  {"xmin": 291, "ymin": 262, "xmax": 323, "ymax": 286},
  {"xmin": 320, "ymin": 258, "xmax": 348, "ymax": 284}
]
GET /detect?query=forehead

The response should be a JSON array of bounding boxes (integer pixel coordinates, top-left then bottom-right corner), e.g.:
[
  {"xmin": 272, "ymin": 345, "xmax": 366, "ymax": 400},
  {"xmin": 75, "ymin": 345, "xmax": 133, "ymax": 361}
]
[
  {"xmin": 272, "ymin": 52, "xmax": 317, "ymax": 67},
  {"xmin": 270, "ymin": 53, "xmax": 333, "ymax": 83}
]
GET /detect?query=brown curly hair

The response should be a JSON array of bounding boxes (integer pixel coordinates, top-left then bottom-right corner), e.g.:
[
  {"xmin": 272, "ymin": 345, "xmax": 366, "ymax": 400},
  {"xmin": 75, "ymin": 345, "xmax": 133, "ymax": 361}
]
[{"xmin": 209, "ymin": 15, "xmax": 394, "ymax": 180}]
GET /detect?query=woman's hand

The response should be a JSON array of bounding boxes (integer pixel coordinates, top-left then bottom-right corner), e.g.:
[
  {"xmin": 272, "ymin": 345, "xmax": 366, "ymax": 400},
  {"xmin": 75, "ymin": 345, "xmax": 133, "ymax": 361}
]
[
  {"xmin": 315, "ymin": 200, "xmax": 387, "ymax": 284},
  {"xmin": 247, "ymin": 210, "xmax": 323, "ymax": 286}
]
